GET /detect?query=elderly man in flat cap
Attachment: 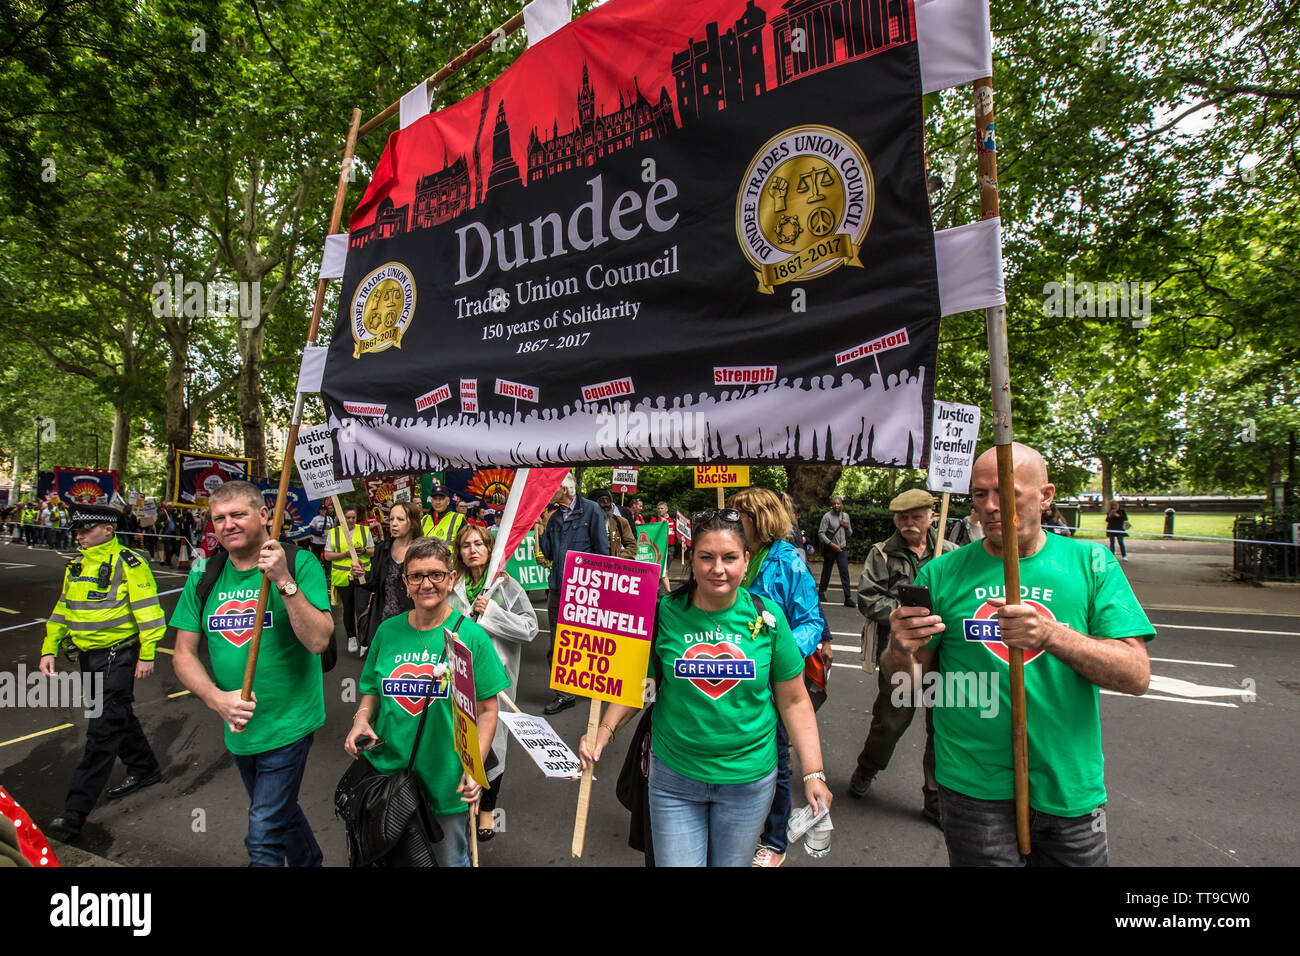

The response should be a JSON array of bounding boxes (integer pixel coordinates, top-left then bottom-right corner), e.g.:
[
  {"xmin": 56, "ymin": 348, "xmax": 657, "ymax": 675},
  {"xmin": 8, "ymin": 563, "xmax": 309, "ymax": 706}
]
[{"xmin": 848, "ymin": 487, "xmax": 954, "ymax": 824}]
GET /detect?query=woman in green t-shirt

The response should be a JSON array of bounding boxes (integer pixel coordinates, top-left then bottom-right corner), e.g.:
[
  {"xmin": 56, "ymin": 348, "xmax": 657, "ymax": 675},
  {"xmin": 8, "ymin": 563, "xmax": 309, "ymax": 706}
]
[
  {"xmin": 345, "ymin": 537, "xmax": 509, "ymax": 867},
  {"xmin": 579, "ymin": 509, "xmax": 833, "ymax": 867}
]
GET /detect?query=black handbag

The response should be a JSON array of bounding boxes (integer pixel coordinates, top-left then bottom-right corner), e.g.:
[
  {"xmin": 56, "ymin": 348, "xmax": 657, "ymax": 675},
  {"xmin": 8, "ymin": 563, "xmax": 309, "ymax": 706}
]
[{"xmin": 335, "ymin": 660, "xmax": 446, "ymax": 867}]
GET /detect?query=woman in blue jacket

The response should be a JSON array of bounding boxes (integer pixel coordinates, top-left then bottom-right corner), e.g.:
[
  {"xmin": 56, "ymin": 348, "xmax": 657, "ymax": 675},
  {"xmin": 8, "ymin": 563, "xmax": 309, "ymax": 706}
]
[{"xmin": 731, "ymin": 487, "xmax": 833, "ymax": 867}]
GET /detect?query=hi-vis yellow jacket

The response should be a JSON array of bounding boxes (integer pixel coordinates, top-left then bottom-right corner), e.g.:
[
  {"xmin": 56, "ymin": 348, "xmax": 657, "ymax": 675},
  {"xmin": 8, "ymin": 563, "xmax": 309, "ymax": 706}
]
[
  {"xmin": 328, "ymin": 523, "xmax": 373, "ymax": 587},
  {"xmin": 421, "ymin": 509, "xmax": 465, "ymax": 545},
  {"xmin": 42, "ymin": 537, "xmax": 165, "ymax": 660}
]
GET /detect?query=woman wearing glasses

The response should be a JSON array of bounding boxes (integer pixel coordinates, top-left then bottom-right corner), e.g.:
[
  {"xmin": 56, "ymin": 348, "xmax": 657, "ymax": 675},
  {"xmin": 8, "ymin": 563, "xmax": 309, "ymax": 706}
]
[
  {"xmin": 447, "ymin": 524, "xmax": 538, "ymax": 842},
  {"xmin": 345, "ymin": 536, "xmax": 510, "ymax": 867},
  {"xmin": 579, "ymin": 509, "xmax": 832, "ymax": 867}
]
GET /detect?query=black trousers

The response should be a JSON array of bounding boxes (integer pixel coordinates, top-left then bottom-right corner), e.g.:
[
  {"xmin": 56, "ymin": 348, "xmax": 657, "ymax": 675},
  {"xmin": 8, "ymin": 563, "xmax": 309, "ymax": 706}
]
[
  {"xmin": 337, "ymin": 583, "xmax": 368, "ymax": 640},
  {"xmin": 819, "ymin": 545, "xmax": 852, "ymax": 601},
  {"xmin": 65, "ymin": 643, "xmax": 160, "ymax": 816}
]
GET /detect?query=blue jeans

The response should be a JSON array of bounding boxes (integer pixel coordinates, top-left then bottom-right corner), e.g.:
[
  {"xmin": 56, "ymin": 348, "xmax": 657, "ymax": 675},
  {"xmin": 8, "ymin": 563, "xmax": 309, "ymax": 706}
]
[
  {"xmin": 938, "ymin": 784, "xmax": 1108, "ymax": 867},
  {"xmin": 648, "ymin": 750, "xmax": 777, "ymax": 867},
  {"xmin": 432, "ymin": 811, "xmax": 470, "ymax": 867},
  {"xmin": 232, "ymin": 733, "xmax": 323, "ymax": 867},
  {"xmin": 758, "ymin": 720, "xmax": 791, "ymax": 853}
]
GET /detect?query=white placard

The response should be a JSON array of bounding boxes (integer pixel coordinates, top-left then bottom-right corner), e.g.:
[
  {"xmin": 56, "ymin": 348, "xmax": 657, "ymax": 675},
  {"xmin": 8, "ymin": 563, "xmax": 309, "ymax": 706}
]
[
  {"xmin": 926, "ymin": 401, "xmax": 981, "ymax": 494},
  {"xmin": 498, "ymin": 711, "xmax": 582, "ymax": 778},
  {"xmin": 294, "ymin": 422, "xmax": 355, "ymax": 498}
]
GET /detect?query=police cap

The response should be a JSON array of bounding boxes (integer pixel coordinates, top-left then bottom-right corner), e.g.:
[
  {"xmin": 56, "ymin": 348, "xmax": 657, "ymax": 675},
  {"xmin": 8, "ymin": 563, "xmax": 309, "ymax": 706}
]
[{"xmin": 68, "ymin": 503, "xmax": 121, "ymax": 529}]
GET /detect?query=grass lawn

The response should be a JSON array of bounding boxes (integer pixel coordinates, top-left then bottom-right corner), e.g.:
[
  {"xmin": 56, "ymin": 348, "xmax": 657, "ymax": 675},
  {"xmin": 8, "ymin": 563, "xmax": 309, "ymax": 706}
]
[{"xmin": 1074, "ymin": 512, "xmax": 1240, "ymax": 540}]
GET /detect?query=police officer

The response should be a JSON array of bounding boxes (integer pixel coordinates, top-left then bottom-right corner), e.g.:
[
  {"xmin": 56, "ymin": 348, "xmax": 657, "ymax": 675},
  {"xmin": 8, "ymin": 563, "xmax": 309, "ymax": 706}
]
[
  {"xmin": 41, "ymin": 504, "xmax": 165, "ymax": 839},
  {"xmin": 421, "ymin": 483, "xmax": 465, "ymax": 544}
]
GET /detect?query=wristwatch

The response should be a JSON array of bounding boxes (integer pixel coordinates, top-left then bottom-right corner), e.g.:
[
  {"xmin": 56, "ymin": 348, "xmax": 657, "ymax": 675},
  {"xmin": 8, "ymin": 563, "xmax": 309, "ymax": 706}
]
[{"xmin": 278, "ymin": 579, "xmax": 299, "ymax": 597}]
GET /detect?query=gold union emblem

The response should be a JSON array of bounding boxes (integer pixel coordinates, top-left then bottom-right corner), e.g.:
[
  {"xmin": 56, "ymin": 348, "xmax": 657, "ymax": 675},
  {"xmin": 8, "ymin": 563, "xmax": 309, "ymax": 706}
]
[
  {"xmin": 736, "ymin": 125, "xmax": 874, "ymax": 293},
  {"xmin": 350, "ymin": 262, "xmax": 416, "ymax": 358}
]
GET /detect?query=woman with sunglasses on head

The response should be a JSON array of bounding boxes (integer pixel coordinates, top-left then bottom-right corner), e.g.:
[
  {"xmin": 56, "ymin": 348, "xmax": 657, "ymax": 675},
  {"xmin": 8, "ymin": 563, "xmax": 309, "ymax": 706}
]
[
  {"xmin": 345, "ymin": 537, "xmax": 510, "ymax": 867},
  {"xmin": 351, "ymin": 500, "xmax": 423, "ymax": 660},
  {"xmin": 579, "ymin": 509, "xmax": 832, "ymax": 867},
  {"xmin": 447, "ymin": 524, "xmax": 538, "ymax": 843},
  {"xmin": 729, "ymin": 487, "xmax": 833, "ymax": 867}
]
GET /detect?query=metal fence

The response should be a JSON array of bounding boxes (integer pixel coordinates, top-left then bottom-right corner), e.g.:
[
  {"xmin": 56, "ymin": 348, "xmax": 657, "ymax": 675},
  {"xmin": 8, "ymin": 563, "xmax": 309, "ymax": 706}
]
[{"xmin": 1233, "ymin": 515, "xmax": 1300, "ymax": 582}]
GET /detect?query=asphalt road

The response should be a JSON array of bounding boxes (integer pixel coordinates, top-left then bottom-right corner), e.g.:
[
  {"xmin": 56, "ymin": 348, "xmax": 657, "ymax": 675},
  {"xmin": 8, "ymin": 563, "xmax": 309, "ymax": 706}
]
[{"xmin": 1, "ymin": 541, "xmax": 1296, "ymax": 867}]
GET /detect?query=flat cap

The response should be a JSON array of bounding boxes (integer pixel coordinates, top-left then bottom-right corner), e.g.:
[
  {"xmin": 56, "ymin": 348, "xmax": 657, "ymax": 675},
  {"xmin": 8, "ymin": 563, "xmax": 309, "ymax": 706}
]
[{"xmin": 889, "ymin": 488, "xmax": 936, "ymax": 512}]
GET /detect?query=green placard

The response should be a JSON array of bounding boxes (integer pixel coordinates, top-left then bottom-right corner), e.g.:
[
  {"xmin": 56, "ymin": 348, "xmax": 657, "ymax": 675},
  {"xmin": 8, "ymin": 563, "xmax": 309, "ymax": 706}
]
[
  {"xmin": 503, "ymin": 531, "xmax": 550, "ymax": 591},
  {"xmin": 635, "ymin": 520, "xmax": 669, "ymax": 572}
]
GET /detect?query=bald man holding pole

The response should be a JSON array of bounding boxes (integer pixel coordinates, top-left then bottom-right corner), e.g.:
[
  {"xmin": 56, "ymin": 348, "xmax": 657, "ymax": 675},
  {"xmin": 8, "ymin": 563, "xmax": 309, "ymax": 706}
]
[{"xmin": 884, "ymin": 444, "xmax": 1153, "ymax": 866}]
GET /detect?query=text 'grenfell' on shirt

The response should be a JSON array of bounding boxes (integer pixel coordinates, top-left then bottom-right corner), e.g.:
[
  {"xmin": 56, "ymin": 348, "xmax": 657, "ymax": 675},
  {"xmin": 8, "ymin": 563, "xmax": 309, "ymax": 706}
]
[
  {"xmin": 648, "ymin": 589, "xmax": 804, "ymax": 786},
  {"xmin": 916, "ymin": 532, "xmax": 1155, "ymax": 816},
  {"xmin": 359, "ymin": 611, "xmax": 510, "ymax": 816},
  {"xmin": 168, "ymin": 548, "xmax": 331, "ymax": 756}
]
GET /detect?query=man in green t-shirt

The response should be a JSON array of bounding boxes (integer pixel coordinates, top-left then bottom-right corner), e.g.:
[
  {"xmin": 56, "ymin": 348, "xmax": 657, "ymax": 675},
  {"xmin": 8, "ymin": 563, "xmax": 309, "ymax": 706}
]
[
  {"xmin": 170, "ymin": 481, "xmax": 334, "ymax": 866},
  {"xmin": 886, "ymin": 443, "xmax": 1154, "ymax": 866}
]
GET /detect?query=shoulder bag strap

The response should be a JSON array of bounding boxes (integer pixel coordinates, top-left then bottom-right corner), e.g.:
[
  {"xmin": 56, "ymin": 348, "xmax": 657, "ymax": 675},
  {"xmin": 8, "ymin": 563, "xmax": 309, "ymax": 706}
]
[{"xmin": 404, "ymin": 610, "xmax": 462, "ymax": 771}]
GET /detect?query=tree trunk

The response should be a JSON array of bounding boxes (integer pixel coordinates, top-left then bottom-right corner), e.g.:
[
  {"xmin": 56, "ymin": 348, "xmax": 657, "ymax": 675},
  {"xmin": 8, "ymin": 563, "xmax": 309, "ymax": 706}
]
[
  {"xmin": 784, "ymin": 465, "xmax": 843, "ymax": 516},
  {"xmin": 108, "ymin": 407, "xmax": 130, "ymax": 477},
  {"xmin": 1100, "ymin": 458, "xmax": 1113, "ymax": 507}
]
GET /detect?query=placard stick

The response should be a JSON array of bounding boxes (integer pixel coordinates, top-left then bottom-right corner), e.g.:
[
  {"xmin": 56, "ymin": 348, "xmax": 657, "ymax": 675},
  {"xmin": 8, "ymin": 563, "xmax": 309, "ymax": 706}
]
[
  {"xmin": 242, "ymin": 108, "xmax": 362, "ymax": 701},
  {"xmin": 975, "ymin": 73, "xmax": 1030, "ymax": 855},
  {"xmin": 571, "ymin": 697, "xmax": 602, "ymax": 858},
  {"xmin": 496, "ymin": 690, "xmax": 523, "ymax": 714},
  {"xmin": 469, "ymin": 808, "xmax": 479, "ymax": 867},
  {"xmin": 329, "ymin": 493, "xmax": 364, "ymax": 572},
  {"xmin": 934, "ymin": 492, "xmax": 951, "ymax": 559},
  {"xmin": 716, "ymin": 486, "xmax": 724, "ymax": 508}
]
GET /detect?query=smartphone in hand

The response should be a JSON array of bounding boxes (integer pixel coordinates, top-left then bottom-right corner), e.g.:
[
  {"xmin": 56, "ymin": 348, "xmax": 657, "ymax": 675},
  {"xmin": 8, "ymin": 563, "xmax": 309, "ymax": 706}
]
[{"xmin": 896, "ymin": 584, "xmax": 933, "ymax": 611}]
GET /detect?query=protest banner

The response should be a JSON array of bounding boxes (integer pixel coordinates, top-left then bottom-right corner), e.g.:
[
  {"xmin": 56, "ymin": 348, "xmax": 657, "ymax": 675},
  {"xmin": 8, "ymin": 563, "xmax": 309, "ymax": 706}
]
[
  {"xmin": 252, "ymin": 481, "xmax": 319, "ymax": 542},
  {"xmin": 171, "ymin": 451, "xmax": 252, "ymax": 508},
  {"xmin": 926, "ymin": 399, "xmax": 982, "ymax": 558},
  {"xmin": 363, "ymin": 474, "xmax": 415, "ymax": 515},
  {"xmin": 294, "ymin": 422, "xmax": 355, "ymax": 499},
  {"xmin": 635, "ymin": 520, "xmax": 668, "ymax": 573},
  {"xmin": 319, "ymin": 0, "xmax": 939, "ymax": 474},
  {"xmin": 675, "ymin": 510, "xmax": 691, "ymax": 548},
  {"xmin": 498, "ymin": 712, "xmax": 582, "ymax": 779},
  {"xmin": 503, "ymin": 531, "xmax": 548, "ymax": 591},
  {"xmin": 693, "ymin": 466, "xmax": 750, "ymax": 489},
  {"xmin": 611, "ymin": 467, "xmax": 638, "ymax": 495},
  {"xmin": 449, "ymin": 633, "xmax": 491, "ymax": 790},
  {"xmin": 551, "ymin": 549, "xmax": 659, "ymax": 856},
  {"xmin": 52, "ymin": 467, "xmax": 119, "ymax": 506}
]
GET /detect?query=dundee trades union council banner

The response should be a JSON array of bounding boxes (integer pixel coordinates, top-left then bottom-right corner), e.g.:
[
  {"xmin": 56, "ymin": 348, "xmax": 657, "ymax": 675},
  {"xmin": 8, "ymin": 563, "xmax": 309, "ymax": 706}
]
[{"xmin": 322, "ymin": 0, "xmax": 939, "ymax": 472}]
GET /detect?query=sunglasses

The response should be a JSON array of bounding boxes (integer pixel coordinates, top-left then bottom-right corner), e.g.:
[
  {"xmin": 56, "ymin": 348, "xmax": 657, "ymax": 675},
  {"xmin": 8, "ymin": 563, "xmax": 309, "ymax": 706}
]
[
  {"xmin": 692, "ymin": 508, "xmax": 742, "ymax": 526},
  {"xmin": 404, "ymin": 570, "xmax": 451, "ymax": 585}
]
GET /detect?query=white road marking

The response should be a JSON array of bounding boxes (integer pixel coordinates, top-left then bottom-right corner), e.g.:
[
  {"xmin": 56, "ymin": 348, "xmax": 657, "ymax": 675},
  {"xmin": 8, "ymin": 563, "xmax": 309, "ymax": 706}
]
[
  {"xmin": 1147, "ymin": 674, "xmax": 1248, "ymax": 699},
  {"xmin": 1103, "ymin": 690, "xmax": 1238, "ymax": 708},
  {"xmin": 1145, "ymin": 604, "xmax": 1299, "ymax": 618},
  {"xmin": 1149, "ymin": 656, "xmax": 1234, "ymax": 668},
  {"xmin": 1155, "ymin": 623, "xmax": 1300, "ymax": 637}
]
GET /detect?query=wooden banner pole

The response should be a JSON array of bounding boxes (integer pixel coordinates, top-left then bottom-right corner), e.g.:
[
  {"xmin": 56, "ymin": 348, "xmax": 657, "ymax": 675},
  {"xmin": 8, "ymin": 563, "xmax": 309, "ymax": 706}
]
[
  {"xmin": 241, "ymin": 108, "xmax": 363, "ymax": 701},
  {"xmin": 358, "ymin": 10, "xmax": 527, "ymax": 139},
  {"xmin": 974, "ymin": 75, "xmax": 1030, "ymax": 855},
  {"xmin": 571, "ymin": 697, "xmax": 602, "ymax": 857},
  {"xmin": 934, "ymin": 491, "xmax": 951, "ymax": 560}
]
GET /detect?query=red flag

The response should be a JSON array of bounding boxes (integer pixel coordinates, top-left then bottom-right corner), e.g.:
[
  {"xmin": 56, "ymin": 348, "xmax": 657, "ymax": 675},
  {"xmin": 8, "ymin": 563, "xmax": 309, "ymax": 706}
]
[{"xmin": 484, "ymin": 467, "xmax": 569, "ymax": 586}]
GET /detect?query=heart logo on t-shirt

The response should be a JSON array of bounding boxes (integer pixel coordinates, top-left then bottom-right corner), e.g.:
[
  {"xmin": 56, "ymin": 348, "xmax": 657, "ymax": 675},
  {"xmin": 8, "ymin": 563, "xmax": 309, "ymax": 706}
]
[
  {"xmin": 207, "ymin": 598, "xmax": 272, "ymax": 648},
  {"xmin": 962, "ymin": 600, "xmax": 1050, "ymax": 666},
  {"xmin": 674, "ymin": 642, "xmax": 757, "ymax": 700},
  {"xmin": 381, "ymin": 662, "xmax": 449, "ymax": 716}
]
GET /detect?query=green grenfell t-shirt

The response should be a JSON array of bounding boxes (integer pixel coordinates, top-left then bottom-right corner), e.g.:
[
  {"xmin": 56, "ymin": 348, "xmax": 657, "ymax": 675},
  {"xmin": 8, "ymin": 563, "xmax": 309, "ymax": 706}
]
[
  {"xmin": 359, "ymin": 611, "xmax": 510, "ymax": 816},
  {"xmin": 917, "ymin": 532, "xmax": 1155, "ymax": 816},
  {"xmin": 649, "ymin": 588, "xmax": 804, "ymax": 785},
  {"xmin": 168, "ymin": 549, "xmax": 331, "ymax": 756}
]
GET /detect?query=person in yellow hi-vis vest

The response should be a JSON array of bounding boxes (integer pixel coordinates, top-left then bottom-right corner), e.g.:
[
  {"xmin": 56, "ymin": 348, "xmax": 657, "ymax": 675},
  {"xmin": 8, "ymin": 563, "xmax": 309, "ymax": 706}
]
[
  {"xmin": 40, "ymin": 504, "xmax": 165, "ymax": 840},
  {"xmin": 323, "ymin": 505, "xmax": 373, "ymax": 655},
  {"xmin": 420, "ymin": 483, "xmax": 465, "ymax": 545}
]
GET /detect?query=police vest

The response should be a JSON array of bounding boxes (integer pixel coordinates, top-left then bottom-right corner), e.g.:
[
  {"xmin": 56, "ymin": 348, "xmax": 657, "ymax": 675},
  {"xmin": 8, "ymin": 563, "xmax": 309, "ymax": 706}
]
[
  {"xmin": 421, "ymin": 510, "xmax": 465, "ymax": 545},
  {"xmin": 329, "ymin": 524, "xmax": 373, "ymax": 586},
  {"xmin": 42, "ymin": 537, "xmax": 166, "ymax": 659}
]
